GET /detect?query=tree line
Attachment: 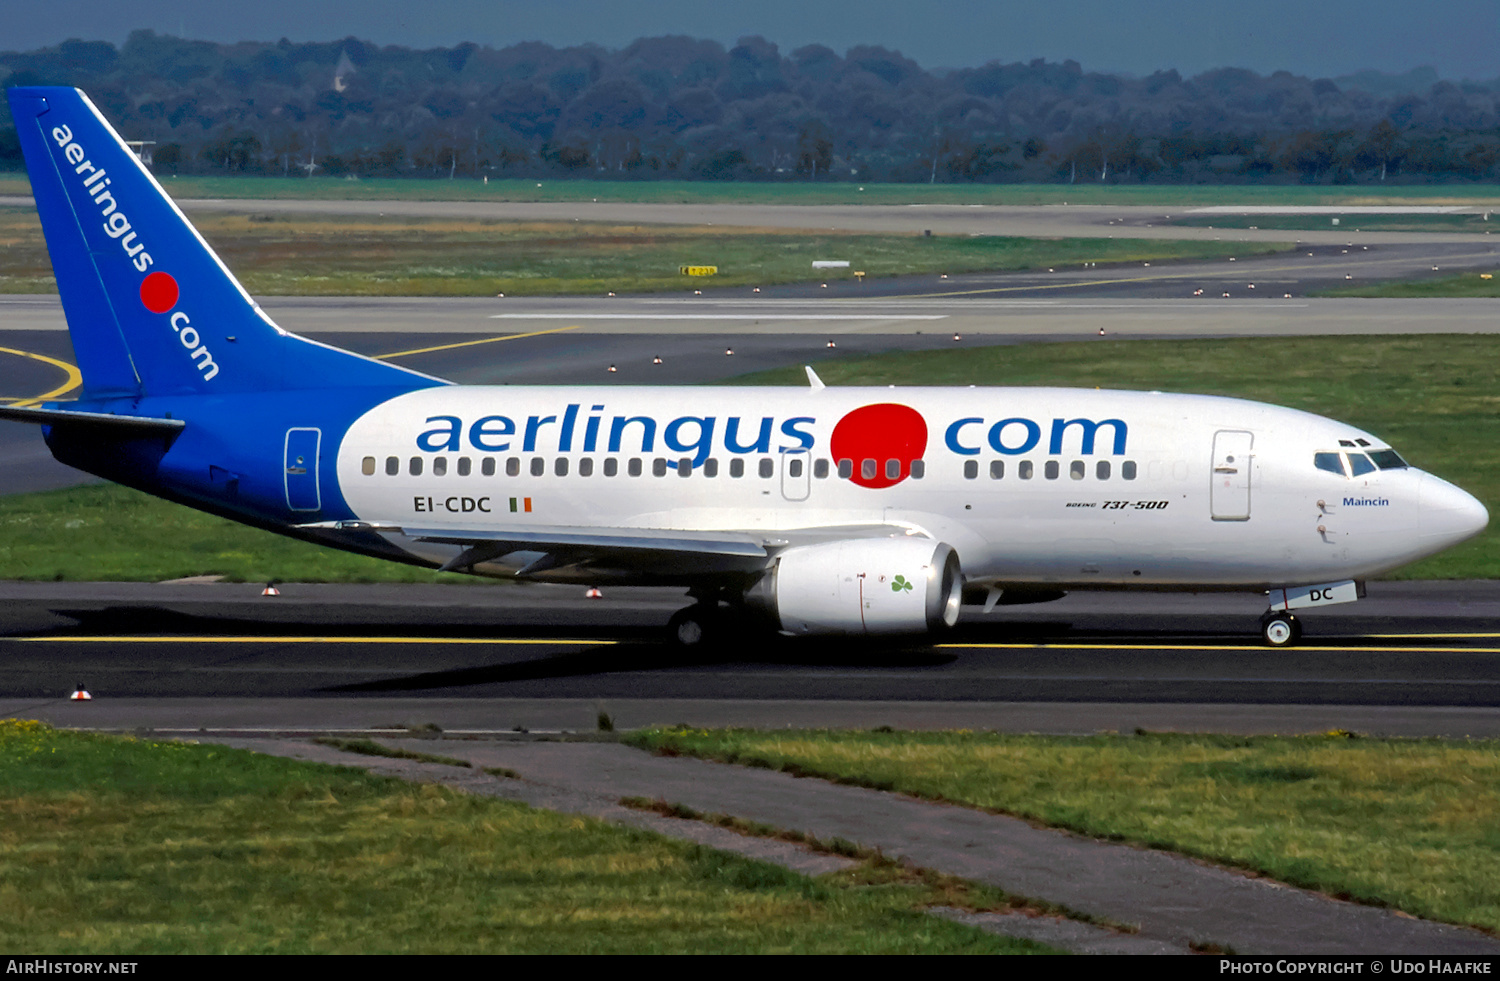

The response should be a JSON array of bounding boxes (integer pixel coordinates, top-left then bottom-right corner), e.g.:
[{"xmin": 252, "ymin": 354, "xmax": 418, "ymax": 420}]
[{"xmin": 2, "ymin": 31, "xmax": 1498, "ymax": 184}]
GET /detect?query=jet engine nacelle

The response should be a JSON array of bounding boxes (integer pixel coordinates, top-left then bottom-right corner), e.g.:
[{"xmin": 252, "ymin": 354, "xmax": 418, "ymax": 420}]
[{"xmin": 747, "ymin": 538, "xmax": 963, "ymax": 636}]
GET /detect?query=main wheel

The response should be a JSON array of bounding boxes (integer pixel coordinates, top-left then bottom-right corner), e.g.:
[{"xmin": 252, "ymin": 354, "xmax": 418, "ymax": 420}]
[
  {"xmin": 1261, "ymin": 613, "xmax": 1301, "ymax": 647},
  {"xmin": 667, "ymin": 604, "xmax": 716, "ymax": 649}
]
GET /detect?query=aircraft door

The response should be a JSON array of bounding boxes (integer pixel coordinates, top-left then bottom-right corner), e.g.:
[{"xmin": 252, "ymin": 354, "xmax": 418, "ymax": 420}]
[
  {"xmin": 284, "ymin": 428, "xmax": 322, "ymax": 512},
  {"xmin": 1211, "ymin": 430, "xmax": 1253, "ymax": 521},
  {"xmin": 781, "ymin": 448, "xmax": 811, "ymax": 501}
]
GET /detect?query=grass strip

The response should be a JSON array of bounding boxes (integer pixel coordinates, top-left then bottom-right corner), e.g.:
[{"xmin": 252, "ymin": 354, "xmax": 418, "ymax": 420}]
[
  {"xmin": 311, "ymin": 736, "xmax": 473, "ymax": 768},
  {"xmin": 618, "ymin": 795, "xmax": 1124, "ymax": 930},
  {"xmin": 625, "ymin": 727, "xmax": 1500, "ymax": 934},
  {"xmin": 0, "ymin": 208, "xmax": 1277, "ymax": 296},
  {"xmin": 7, "ymin": 172, "xmax": 1500, "ymax": 207},
  {"xmin": 1, "ymin": 334, "xmax": 1495, "ymax": 581},
  {"xmin": 1316, "ymin": 269, "xmax": 1500, "ymax": 298},
  {"xmin": 0, "ymin": 719, "xmax": 1044, "ymax": 954}
]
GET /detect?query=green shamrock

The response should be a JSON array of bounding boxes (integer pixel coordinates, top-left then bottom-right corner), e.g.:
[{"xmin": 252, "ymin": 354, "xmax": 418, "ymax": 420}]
[{"xmin": 891, "ymin": 575, "xmax": 913, "ymax": 593}]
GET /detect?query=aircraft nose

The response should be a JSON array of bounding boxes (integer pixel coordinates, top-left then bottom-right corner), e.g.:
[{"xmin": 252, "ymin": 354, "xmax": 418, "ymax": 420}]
[{"xmin": 1419, "ymin": 474, "xmax": 1489, "ymax": 549}]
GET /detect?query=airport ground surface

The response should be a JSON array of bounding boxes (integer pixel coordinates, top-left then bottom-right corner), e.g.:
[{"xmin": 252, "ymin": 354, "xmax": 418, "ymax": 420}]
[{"xmin": 4, "ymin": 198, "xmax": 1500, "ymax": 953}]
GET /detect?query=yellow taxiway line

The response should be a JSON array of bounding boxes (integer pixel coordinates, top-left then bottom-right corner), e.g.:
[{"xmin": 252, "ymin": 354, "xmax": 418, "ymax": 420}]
[
  {"xmin": 376, "ymin": 325, "xmax": 582, "ymax": 360},
  {"xmin": 19, "ymin": 636, "xmax": 616, "ymax": 646},
  {"xmin": 0, "ymin": 345, "xmax": 84, "ymax": 407}
]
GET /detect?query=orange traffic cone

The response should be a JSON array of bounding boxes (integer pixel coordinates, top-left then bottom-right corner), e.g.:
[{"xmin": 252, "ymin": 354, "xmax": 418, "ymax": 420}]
[
  {"xmin": 262, "ymin": 582, "xmax": 281, "ymax": 597},
  {"xmin": 70, "ymin": 684, "xmax": 92, "ymax": 701}
]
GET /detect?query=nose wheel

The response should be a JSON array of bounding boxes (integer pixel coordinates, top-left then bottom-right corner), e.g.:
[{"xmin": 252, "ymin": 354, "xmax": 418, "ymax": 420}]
[{"xmin": 1260, "ymin": 612, "xmax": 1301, "ymax": 647}]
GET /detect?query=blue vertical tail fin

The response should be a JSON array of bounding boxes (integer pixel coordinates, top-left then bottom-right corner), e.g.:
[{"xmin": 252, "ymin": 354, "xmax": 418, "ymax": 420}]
[{"xmin": 8, "ymin": 86, "xmax": 442, "ymax": 399}]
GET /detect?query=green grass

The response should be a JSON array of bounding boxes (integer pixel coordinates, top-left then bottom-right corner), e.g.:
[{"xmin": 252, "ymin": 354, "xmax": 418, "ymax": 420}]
[
  {"xmin": 0, "ymin": 207, "xmax": 1277, "ymax": 296},
  {"xmin": 731, "ymin": 334, "xmax": 1500, "ymax": 580},
  {"xmin": 627, "ymin": 727, "xmax": 1500, "ymax": 934},
  {"xmin": 0, "ymin": 483, "xmax": 483, "ymax": 583},
  {"xmin": 1317, "ymin": 270, "xmax": 1500, "ymax": 298},
  {"xmin": 0, "ymin": 720, "xmax": 1044, "ymax": 954},
  {"xmin": 1171, "ymin": 213, "xmax": 1500, "ymax": 233},
  {"xmin": 7, "ymin": 172, "xmax": 1500, "ymax": 206},
  {"xmin": 1, "ymin": 335, "xmax": 1495, "ymax": 581}
]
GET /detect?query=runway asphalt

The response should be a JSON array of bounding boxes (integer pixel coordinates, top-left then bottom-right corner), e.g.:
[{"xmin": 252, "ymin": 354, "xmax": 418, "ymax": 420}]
[{"xmin": 4, "ymin": 580, "xmax": 1499, "ymax": 736}]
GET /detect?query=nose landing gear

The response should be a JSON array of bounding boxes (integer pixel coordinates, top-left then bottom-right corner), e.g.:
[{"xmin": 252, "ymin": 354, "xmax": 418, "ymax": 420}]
[{"xmin": 1260, "ymin": 612, "xmax": 1302, "ymax": 647}]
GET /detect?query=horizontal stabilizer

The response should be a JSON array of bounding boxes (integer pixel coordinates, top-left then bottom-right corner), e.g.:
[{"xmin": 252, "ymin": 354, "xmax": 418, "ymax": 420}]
[{"xmin": 0, "ymin": 404, "xmax": 184, "ymax": 434}]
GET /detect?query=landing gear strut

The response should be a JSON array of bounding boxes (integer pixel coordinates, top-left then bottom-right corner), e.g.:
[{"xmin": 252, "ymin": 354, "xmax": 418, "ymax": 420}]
[{"xmin": 1260, "ymin": 612, "xmax": 1302, "ymax": 647}]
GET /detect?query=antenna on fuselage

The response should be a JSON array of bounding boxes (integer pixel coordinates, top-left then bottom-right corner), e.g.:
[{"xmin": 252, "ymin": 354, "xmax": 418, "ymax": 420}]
[{"xmin": 805, "ymin": 366, "xmax": 825, "ymax": 391}]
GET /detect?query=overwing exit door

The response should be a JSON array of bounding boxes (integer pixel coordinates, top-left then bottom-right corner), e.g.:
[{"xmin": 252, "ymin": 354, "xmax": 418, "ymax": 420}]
[{"xmin": 1211, "ymin": 430, "xmax": 1253, "ymax": 521}]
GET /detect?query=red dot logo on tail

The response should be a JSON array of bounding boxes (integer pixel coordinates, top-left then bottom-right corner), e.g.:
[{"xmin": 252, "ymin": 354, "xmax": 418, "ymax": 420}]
[
  {"xmin": 140, "ymin": 271, "xmax": 178, "ymax": 314},
  {"xmin": 829, "ymin": 403, "xmax": 928, "ymax": 488}
]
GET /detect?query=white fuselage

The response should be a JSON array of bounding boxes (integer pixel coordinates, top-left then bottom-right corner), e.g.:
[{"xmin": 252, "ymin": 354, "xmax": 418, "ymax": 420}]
[{"xmin": 330, "ymin": 385, "xmax": 1486, "ymax": 590}]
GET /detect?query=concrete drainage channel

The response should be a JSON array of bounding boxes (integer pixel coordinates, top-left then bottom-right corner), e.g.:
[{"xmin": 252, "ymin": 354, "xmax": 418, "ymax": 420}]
[{"xmin": 174, "ymin": 731, "xmax": 1500, "ymax": 956}]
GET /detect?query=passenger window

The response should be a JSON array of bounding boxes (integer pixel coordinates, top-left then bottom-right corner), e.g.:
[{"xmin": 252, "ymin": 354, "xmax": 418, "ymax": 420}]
[
  {"xmin": 1070, "ymin": 461, "xmax": 1085, "ymax": 480},
  {"xmin": 990, "ymin": 460, "xmax": 1004, "ymax": 480},
  {"xmin": 837, "ymin": 459, "xmax": 852, "ymax": 479},
  {"xmin": 910, "ymin": 460, "xmax": 924, "ymax": 479},
  {"xmin": 759, "ymin": 458, "xmax": 774, "ymax": 478},
  {"xmin": 481, "ymin": 457, "xmax": 495, "ymax": 476},
  {"xmin": 604, "ymin": 458, "xmax": 618, "ymax": 477},
  {"xmin": 1019, "ymin": 461, "xmax": 1034, "ymax": 480},
  {"xmin": 704, "ymin": 459, "xmax": 719, "ymax": 477},
  {"xmin": 813, "ymin": 459, "xmax": 829, "ymax": 479},
  {"xmin": 628, "ymin": 458, "xmax": 642, "ymax": 477},
  {"xmin": 385, "ymin": 456, "xmax": 399, "ymax": 476},
  {"xmin": 409, "ymin": 457, "xmax": 423, "ymax": 476},
  {"xmin": 789, "ymin": 458, "xmax": 804, "ymax": 478},
  {"xmin": 1044, "ymin": 461, "xmax": 1060, "ymax": 480},
  {"xmin": 457, "ymin": 457, "xmax": 471, "ymax": 476},
  {"xmin": 530, "ymin": 458, "xmax": 545, "ymax": 477},
  {"xmin": 555, "ymin": 458, "xmax": 569, "ymax": 477},
  {"xmin": 433, "ymin": 457, "xmax": 447, "ymax": 477},
  {"xmin": 362, "ymin": 456, "xmax": 375, "ymax": 476},
  {"xmin": 579, "ymin": 458, "xmax": 593, "ymax": 477},
  {"xmin": 885, "ymin": 459, "xmax": 899, "ymax": 479},
  {"xmin": 1122, "ymin": 461, "xmax": 1137, "ymax": 480},
  {"xmin": 730, "ymin": 458, "xmax": 745, "ymax": 478},
  {"xmin": 862, "ymin": 459, "xmax": 877, "ymax": 480},
  {"xmin": 1347, "ymin": 453, "xmax": 1377, "ymax": 477},
  {"xmin": 964, "ymin": 460, "xmax": 978, "ymax": 480},
  {"xmin": 506, "ymin": 457, "xmax": 520, "ymax": 477},
  {"xmin": 678, "ymin": 458, "xmax": 692, "ymax": 476},
  {"xmin": 1096, "ymin": 461, "xmax": 1111, "ymax": 480},
  {"xmin": 653, "ymin": 458, "xmax": 668, "ymax": 477},
  {"xmin": 1314, "ymin": 452, "xmax": 1345, "ymax": 477}
]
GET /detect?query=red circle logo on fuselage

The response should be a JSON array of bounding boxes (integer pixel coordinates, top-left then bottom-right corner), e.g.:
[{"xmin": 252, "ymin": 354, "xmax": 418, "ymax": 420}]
[
  {"xmin": 140, "ymin": 271, "xmax": 178, "ymax": 314},
  {"xmin": 829, "ymin": 403, "xmax": 928, "ymax": 488}
]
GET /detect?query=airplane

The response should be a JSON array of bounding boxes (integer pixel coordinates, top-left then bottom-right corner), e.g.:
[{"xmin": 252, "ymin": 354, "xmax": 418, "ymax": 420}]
[{"xmin": 0, "ymin": 87, "xmax": 1489, "ymax": 649}]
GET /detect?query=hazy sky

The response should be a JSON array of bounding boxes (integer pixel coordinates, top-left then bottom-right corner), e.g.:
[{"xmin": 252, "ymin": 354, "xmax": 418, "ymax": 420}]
[{"xmin": 6, "ymin": 0, "xmax": 1497, "ymax": 79}]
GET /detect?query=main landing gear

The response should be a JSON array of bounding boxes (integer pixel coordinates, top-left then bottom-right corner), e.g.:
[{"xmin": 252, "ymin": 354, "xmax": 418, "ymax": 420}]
[{"xmin": 1259, "ymin": 611, "xmax": 1302, "ymax": 647}]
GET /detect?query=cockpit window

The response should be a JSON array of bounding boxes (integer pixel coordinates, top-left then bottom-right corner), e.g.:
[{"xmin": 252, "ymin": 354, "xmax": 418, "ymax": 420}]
[
  {"xmin": 1369, "ymin": 449, "xmax": 1408, "ymax": 470},
  {"xmin": 1347, "ymin": 453, "xmax": 1377, "ymax": 477},
  {"xmin": 1314, "ymin": 452, "xmax": 1345, "ymax": 477}
]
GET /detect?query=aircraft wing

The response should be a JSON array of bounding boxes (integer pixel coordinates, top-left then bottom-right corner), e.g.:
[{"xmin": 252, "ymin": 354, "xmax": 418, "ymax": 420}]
[{"xmin": 296, "ymin": 519, "xmax": 911, "ymax": 577}]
